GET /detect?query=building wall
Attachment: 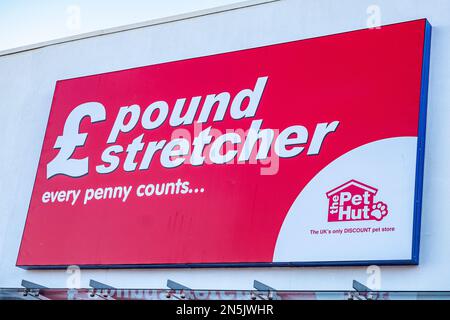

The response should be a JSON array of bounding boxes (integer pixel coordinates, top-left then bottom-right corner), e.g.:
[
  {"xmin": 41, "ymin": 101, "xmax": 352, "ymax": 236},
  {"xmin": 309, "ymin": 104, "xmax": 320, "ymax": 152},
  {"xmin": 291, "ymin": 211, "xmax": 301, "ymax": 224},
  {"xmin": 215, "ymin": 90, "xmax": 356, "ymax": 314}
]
[{"xmin": 1, "ymin": 0, "xmax": 450, "ymax": 290}]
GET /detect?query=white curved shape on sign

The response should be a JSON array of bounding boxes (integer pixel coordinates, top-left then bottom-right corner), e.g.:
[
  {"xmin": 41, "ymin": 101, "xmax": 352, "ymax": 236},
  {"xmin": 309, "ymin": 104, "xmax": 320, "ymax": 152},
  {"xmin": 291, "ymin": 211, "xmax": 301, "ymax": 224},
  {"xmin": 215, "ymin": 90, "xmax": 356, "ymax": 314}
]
[{"xmin": 273, "ymin": 137, "xmax": 417, "ymax": 263}]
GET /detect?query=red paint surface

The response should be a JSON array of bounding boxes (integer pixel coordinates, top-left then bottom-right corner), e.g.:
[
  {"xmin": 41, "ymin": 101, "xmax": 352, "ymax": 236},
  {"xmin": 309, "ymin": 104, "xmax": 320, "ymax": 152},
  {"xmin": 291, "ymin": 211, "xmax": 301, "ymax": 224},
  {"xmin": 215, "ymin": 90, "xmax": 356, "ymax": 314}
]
[{"xmin": 17, "ymin": 20, "xmax": 426, "ymax": 267}]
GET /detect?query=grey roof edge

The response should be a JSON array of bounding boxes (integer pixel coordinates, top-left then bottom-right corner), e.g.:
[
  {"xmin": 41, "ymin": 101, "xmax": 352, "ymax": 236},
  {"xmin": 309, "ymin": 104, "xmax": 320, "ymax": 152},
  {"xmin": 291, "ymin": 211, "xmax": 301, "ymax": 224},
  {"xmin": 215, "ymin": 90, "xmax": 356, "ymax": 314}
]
[{"xmin": 0, "ymin": 0, "xmax": 279, "ymax": 57}]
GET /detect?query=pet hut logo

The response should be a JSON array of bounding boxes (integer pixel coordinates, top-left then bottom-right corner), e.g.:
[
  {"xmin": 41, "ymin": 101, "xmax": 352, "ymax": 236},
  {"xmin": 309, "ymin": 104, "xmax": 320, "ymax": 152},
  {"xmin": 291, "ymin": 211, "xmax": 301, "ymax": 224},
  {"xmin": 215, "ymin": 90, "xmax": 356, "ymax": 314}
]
[{"xmin": 326, "ymin": 180, "xmax": 388, "ymax": 222}]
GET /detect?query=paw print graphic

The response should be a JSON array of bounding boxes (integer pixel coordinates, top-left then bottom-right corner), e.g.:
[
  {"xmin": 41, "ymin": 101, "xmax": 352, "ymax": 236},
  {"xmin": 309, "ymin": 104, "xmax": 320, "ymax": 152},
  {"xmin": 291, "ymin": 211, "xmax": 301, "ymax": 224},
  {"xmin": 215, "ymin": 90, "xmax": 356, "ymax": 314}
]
[{"xmin": 370, "ymin": 202, "xmax": 388, "ymax": 221}]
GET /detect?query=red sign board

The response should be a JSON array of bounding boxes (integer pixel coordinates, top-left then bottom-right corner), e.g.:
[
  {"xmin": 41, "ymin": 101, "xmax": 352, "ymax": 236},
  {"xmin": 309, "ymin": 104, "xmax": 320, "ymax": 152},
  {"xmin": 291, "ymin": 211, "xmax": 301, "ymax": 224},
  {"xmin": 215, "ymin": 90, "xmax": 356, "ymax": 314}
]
[{"xmin": 17, "ymin": 19, "xmax": 431, "ymax": 268}]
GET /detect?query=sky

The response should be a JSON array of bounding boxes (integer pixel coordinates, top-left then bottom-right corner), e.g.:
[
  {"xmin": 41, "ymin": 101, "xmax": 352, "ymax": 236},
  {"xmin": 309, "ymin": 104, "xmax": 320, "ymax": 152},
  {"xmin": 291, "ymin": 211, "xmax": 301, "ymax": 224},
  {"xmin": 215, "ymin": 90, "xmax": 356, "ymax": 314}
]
[{"xmin": 0, "ymin": 0, "xmax": 244, "ymax": 51}]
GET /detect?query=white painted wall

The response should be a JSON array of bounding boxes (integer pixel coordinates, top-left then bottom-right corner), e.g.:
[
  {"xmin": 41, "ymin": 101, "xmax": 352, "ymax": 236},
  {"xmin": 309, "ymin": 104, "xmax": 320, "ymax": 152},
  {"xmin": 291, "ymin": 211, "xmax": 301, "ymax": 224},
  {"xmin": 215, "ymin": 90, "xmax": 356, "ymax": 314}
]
[{"xmin": 1, "ymin": 0, "xmax": 450, "ymax": 291}]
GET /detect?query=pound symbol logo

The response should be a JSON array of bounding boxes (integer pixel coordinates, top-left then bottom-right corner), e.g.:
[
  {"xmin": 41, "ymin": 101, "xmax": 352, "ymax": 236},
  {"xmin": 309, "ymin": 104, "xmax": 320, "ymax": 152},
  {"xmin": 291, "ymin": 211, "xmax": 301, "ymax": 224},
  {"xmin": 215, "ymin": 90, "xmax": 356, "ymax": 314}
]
[{"xmin": 47, "ymin": 102, "xmax": 106, "ymax": 179}]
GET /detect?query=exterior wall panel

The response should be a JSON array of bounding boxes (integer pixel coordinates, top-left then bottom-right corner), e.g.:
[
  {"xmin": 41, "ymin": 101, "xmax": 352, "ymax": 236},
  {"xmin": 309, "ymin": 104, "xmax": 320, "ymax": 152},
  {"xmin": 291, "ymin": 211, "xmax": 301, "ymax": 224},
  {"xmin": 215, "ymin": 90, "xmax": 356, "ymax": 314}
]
[{"xmin": 1, "ymin": 0, "xmax": 450, "ymax": 290}]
